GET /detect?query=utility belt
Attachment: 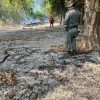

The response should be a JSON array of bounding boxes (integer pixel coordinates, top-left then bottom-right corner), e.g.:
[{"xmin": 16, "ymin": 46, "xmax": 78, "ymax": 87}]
[
  {"xmin": 65, "ymin": 25, "xmax": 78, "ymax": 31},
  {"xmin": 68, "ymin": 25, "xmax": 78, "ymax": 29}
]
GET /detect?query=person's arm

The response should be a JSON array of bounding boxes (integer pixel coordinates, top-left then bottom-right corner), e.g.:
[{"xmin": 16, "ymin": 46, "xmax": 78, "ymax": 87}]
[
  {"xmin": 63, "ymin": 12, "xmax": 70, "ymax": 25},
  {"xmin": 62, "ymin": 12, "xmax": 70, "ymax": 31}
]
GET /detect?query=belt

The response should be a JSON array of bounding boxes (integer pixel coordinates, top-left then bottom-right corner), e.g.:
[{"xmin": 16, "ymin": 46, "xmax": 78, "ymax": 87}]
[{"xmin": 68, "ymin": 25, "xmax": 78, "ymax": 29}]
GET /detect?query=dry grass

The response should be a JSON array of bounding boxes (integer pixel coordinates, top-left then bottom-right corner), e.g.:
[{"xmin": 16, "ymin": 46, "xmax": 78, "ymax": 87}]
[
  {"xmin": 0, "ymin": 70, "xmax": 16, "ymax": 85},
  {"xmin": 49, "ymin": 45, "xmax": 66, "ymax": 53},
  {"xmin": 0, "ymin": 35, "xmax": 29, "ymax": 42}
]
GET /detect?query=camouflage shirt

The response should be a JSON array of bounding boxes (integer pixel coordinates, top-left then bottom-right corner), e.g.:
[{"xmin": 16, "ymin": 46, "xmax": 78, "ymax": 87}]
[{"xmin": 63, "ymin": 8, "xmax": 81, "ymax": 28}]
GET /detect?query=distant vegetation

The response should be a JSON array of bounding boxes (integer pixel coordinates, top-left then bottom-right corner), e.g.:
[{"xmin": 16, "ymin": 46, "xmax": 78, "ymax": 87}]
[
  {"xmin": 34, "ymin": 11, "xmax": 46, "ymax": 21},
  {"xmin": 0, "ymin": 0, "xmax": 34, "ymax": 24}
]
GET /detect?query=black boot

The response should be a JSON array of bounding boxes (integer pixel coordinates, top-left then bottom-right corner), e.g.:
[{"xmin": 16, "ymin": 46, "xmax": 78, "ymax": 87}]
[{"xmin": 71, "ymin": 50, "xmax": 77, "ymax": 55}]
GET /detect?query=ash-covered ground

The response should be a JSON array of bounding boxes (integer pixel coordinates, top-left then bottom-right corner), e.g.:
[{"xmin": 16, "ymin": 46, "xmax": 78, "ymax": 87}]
[{"xmin": 0, "ymin": 24, "xmax": 100, "ymax": 100}]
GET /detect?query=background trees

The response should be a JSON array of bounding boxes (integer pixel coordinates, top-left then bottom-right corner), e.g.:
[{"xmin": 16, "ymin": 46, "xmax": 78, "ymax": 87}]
[
  {"xmin": 45, "ymin": 0, "xmax": 84, "ymax": 24},
  {"xmin": 45, "ymin": 0, "xmax": 66, "ymax": 24},
  {"xmin": 34, "ymin": 11, "xmax": 46, "ymax": 21},
  {"xmin": 0, "ymin": 0, "xmax": 34, "ymax": 24}
]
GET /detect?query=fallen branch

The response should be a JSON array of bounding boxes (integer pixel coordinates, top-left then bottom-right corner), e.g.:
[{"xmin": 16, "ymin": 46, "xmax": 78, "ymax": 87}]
[{"xmin": 0, "ymin": 54, "xmax": 9, "ymax": 63}]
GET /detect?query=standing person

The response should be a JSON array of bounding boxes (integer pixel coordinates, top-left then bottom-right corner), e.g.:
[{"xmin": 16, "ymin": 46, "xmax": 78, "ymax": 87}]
[
  {"xmin": 49, "ymin": 16, "xmax": 54, "ymax": 27},
  {"xmin": 63, "ymin": 1, "xmax": 81, "ymax": 55}
]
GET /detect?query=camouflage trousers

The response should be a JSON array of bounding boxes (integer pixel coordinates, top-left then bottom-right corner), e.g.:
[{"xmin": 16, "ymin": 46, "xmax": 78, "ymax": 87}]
[{"xmin": 66, "ymin": 28, "xmax": 78, "ymax": 51}]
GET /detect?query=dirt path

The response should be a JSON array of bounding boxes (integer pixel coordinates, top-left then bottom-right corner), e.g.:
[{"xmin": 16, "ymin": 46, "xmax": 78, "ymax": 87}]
[{"xmin": 0, "ymin": 24, "xmax": 100, "ymax": 100}]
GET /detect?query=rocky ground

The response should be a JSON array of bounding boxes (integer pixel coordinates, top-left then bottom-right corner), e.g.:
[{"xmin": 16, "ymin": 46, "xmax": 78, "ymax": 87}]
[{"xmin": 0, "ymin": 24, "xmax": 100, "ymax": 100}]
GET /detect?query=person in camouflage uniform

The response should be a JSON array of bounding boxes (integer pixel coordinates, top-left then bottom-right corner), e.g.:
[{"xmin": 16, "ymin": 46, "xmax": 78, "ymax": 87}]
[{"xmin": 63, "ymin": 1, "xmax": 81, "ymax": 55}]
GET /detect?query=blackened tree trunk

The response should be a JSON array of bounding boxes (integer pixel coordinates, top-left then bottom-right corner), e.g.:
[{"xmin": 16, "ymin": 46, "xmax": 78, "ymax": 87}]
[{"xmin": 80, "ymin": 0, "xmax": 100, "ymax": 52}]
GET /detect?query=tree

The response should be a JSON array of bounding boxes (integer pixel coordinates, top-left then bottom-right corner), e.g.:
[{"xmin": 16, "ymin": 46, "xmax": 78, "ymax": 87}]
[
  {"xmin": 45, "ymin": 0, "xmax": 83, "ymax": 24},
  {"xmin": 79, "ymin": 0, "xmax": 100, "ymax": 52},
  {"xmin": 34, "ymin": 11, "xmax": 45, "ymax": 21},
  {"xmin": 0, "ymin": 0, "xmax": 34, "ymax": 24}
]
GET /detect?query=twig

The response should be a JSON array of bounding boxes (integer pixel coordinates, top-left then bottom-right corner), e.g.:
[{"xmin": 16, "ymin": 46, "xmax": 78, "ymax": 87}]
[{"xmin": 0, "ymin": 54, "xmax": 10, "ymax": 63}]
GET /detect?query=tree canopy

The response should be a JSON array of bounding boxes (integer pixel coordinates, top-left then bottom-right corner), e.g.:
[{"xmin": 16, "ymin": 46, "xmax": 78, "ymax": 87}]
[
  {"xmin": 0, "ymin": 0, "xmax": 34, "ymax": 23},
  {"xmin": 45, "ymin": 0, "xmax": 65, "ymax": 16},
  {"xmin": 45, "ymin": 0, "xmax": 84, "ymax": 16},
  {"xmin": 34, "ymin": 11, "xmax": 46, "ymax": 21}
]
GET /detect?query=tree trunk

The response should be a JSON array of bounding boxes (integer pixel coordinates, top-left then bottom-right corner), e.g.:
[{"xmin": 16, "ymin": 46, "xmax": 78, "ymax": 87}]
[
  {"xmin": 80, "ymin": 0, "xmax": 100, "ymax": 52},
  {"xmin": 60, "ymin": 0, "xmax": 66, "ymax": 25},
  {"xmin": 60, "ymin": 13, "xmax": 62, "ymax": 25}
]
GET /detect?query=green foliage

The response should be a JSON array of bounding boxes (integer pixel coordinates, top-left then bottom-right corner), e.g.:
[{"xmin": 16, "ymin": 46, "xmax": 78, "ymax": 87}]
[
  {"xmin": 0, "ymin": 0, "xmax": 34, "ymax": 24},
  {"xmin": 95, "ymin": 6, "xmax": 100, "ymax": 13},
  {"xmin": 34, "ymin": 11, "xmax": 45, "ymax": 21},
  {"xmin": 45, "ymin": 0, "xmax": 65, "ymax": 16},
  {"xmin": 34, "ymin": 11, "xmax": 45, "ymax": 18},
  {"xmin": 65, "ymin": 0, "xmax": 84, "ymax": 6},
  {"xmin": 45, "ymin": 0, "xmax": 84, "ymax": 16}
]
